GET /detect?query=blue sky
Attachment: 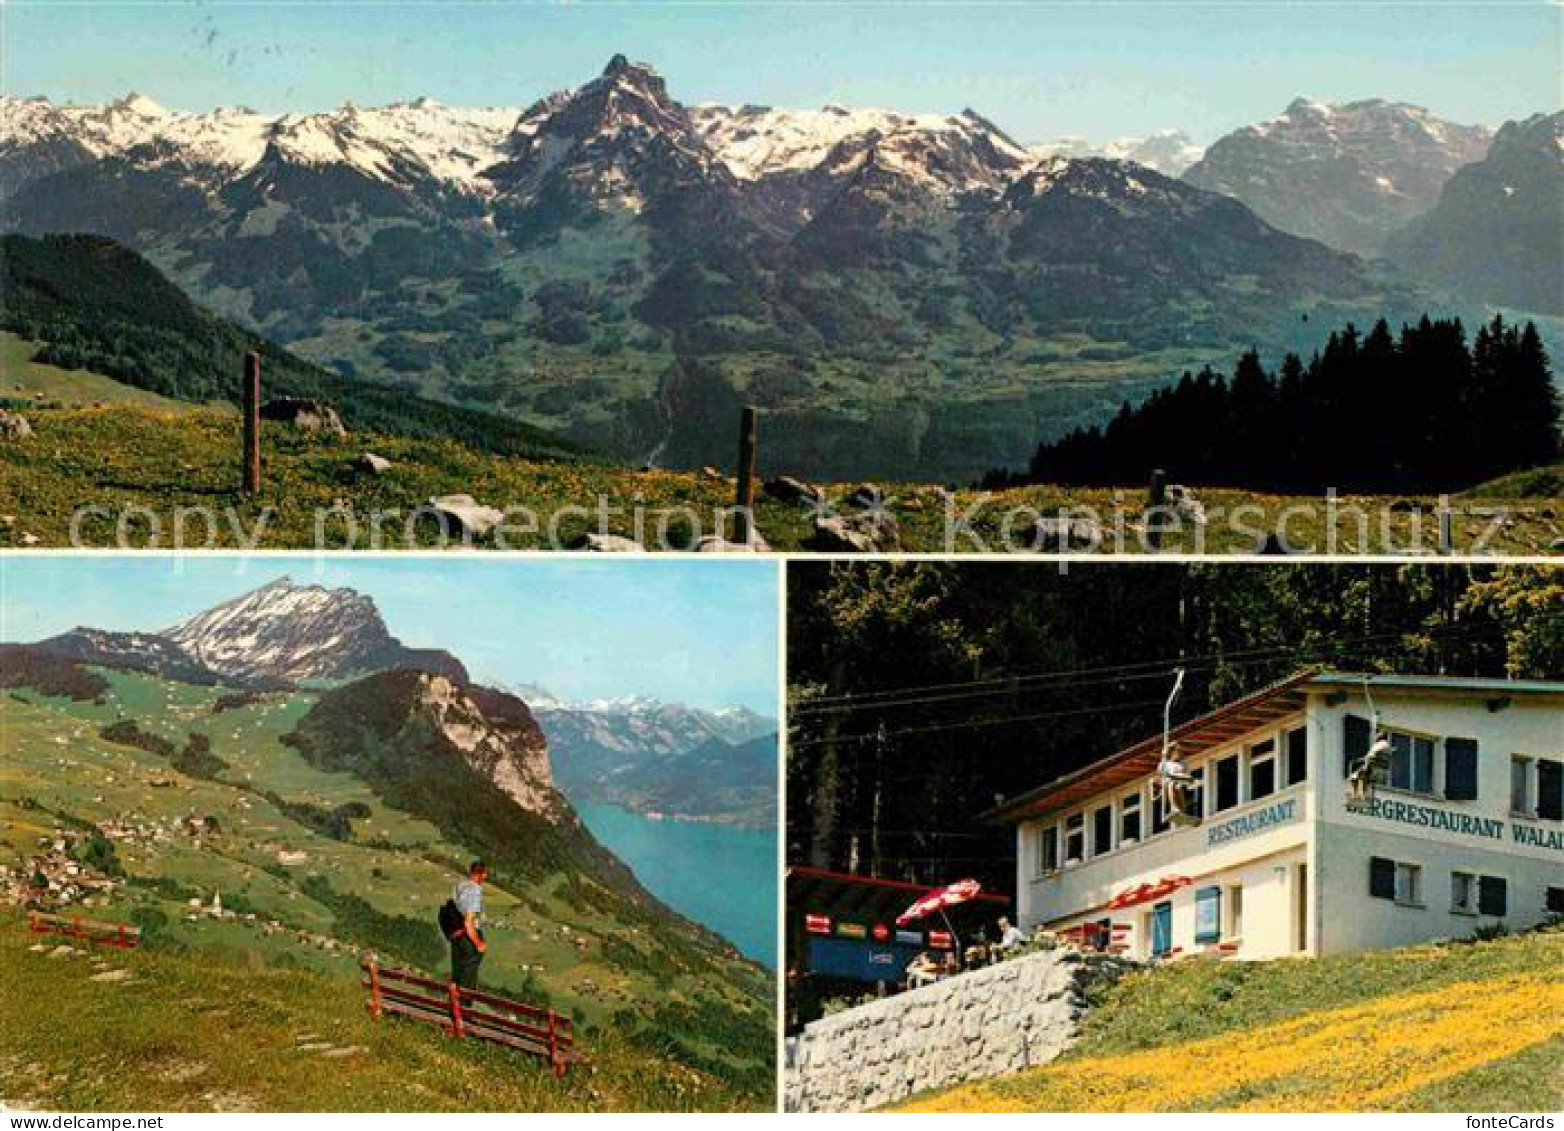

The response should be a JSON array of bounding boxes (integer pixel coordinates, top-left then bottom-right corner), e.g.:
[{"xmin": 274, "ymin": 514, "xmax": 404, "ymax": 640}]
[
  {"xmin": 6, "ymin": 2, "xmax": 1557, "ymax": 143},
  {"xmin": 0, "ymin": 556, "xmax": 780, "ymax": 715}
]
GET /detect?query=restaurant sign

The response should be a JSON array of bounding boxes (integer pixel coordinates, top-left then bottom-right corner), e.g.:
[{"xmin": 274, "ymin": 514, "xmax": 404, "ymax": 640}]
[{"xmin": 1353, "ymin": 796, "xmax": 1564, "ymax": 853}]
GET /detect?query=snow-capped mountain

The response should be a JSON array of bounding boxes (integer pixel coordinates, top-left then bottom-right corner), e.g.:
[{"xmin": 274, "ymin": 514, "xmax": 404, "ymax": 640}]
[
  {"xmin": 1183, "ymin": 97, "xmax": 1493, "ymax": 254},
  {"xmin": 163, "ymin": 576, "xmax": 467, "ymax": 683},
  {"xmin": 534, "ymin": 693, "xmax": 778, "ymax": 826},
  {"xmin": 531, "ymin": 693, "xmax": 776, "ymax": 759},
  {"xmin": 1385, "ymin": 111, "xmax": 1563, "ymax": 314},
  {"xmin": 1032, "ymin": 129, "xmax": 1204, "ymax": 177},
  {"xmin": 1, "ymin": 90, "xmax": 519, "ymax": 197}
]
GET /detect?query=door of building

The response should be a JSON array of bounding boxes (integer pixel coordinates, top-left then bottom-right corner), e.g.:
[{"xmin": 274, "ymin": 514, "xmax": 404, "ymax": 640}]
[{"xmin": 1151, "ymin": 901, "xmax": 1173, "ymax": 957}]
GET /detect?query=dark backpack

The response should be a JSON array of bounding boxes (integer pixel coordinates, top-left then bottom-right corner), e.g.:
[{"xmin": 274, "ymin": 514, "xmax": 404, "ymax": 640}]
[{"xmin": 438, "ymin": 898, "xmax": 465, "ymax": 939}]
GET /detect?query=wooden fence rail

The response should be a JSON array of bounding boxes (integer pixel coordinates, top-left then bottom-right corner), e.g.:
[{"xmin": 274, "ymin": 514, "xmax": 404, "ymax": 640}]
[
  {"xmin": 27, "ymin": 910, "xmax": 141, "ymax": 950},
  {"xmin": 361, "ymin": 959, "xmax": 574, "ymax": 1077}
]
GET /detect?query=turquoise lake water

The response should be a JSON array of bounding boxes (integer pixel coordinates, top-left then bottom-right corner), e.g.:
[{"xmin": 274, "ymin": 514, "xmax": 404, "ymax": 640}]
[{"xmin": 574, "ymin": 800, "xmax": 777, "ymax": 967}]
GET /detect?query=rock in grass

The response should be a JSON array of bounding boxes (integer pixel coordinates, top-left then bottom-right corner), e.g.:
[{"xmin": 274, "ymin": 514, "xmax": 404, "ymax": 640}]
[
  {"xmin": 427, "ymin": 494, "xmax": 505, "ymax": 539},
  {"xmin": 764, "ymin": 476, "xmax": 823, "ymax": 506},
  {"xmin": 260, "ymin": 397, "xmax": 346, "ymax": 437},
  {"xmin": 847, "ymin": 483, "xmax": 884, "ymax": 508},
  {"xmin": 575, "ymin": 533, "xmax": 646, "ymax": 552},
  {"xmin": 0, "ymin": 410, "xmax": 33, "ymax": 439},
  {"xmin": 355, "ymin": 452, "xmax": 392, "ymax": 475},
  {"xmin": 807, "ymin": 512, "xmax": 901, "ymax": 553},
  {"xmin": 694, "ymin": 529, "xmax": 772, "ymax": 553},
  {"xmin": 1015, "ymin": 516, "xmax": 1102, "ymax": 553}
]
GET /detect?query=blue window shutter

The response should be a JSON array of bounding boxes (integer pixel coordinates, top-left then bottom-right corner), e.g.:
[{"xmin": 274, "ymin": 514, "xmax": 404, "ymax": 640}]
[
  {"xmin": 1478, "ymin": 876, "xmax": 1507, "ymax": 917},
  {"xmin": 1445, "ymin": 738, "xmax": 1479, "ymax": 801},
  {"xmin": 1344, "ymin": 714, "xmax": 1371, "ymax": 777},
  {"xmin": 1369, "ymin": 856, "xmax": 1396, "ymax": 900}
]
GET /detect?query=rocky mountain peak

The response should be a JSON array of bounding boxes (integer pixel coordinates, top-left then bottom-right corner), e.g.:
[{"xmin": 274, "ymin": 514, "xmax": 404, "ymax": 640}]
[
  {"xmin": 162, "ymin": 576, "xmax": 465, "ymax": 684},
  {"xmin": 1184, "ymin": 97, "xmax": 1493, "ymax": 253}
]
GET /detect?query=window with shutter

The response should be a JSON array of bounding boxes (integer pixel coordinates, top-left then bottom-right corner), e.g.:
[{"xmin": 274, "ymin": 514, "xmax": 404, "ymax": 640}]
[
  {"xmin": 1369, "ymin": 856, "xmax": 1396, "ymax": 900},
  {"xmin": 1194, "ymin": 886, "xmax": 1222, "ymax": 944},
  {"xmin": 1444, "ymin": 738, "xmax": 1479, "ymax": 801},
  {"xmin": 1344, "ymin": 714, "xmax": 1371, "ymax": 777},
  {"xmin": 1538, "ymin": 760, "xmax": 1563, "ymax": 821},
  {"xmin": 1478, "ymin": 876, "xmax": 1508, "ymax": 917}
]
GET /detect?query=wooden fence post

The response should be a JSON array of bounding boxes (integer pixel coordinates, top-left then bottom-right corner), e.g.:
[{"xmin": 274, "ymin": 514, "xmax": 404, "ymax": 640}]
[
  {"xmin": 1146, "ymin": 469, "xmax": 1167, "ymax": 551},
  {"xmin": 242, "ymin": 351, "xmax": 261, "ymax": 494},
  {"xmin": 734, "ymin": 406, "xmax": 758, "ymax": 545},
  {"xmin": 447, "ymin": 982, "xmax": 465, "ymax": 1039},
  {"xmin": 367, "ymin": 960, "xmax": 383, "ymax": 1021}
]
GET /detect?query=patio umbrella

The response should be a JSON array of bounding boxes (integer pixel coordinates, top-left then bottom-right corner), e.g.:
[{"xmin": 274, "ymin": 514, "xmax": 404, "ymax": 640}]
[{"xmin": 896, "ymin": 878, "xmax": 984, "ymax": 961}]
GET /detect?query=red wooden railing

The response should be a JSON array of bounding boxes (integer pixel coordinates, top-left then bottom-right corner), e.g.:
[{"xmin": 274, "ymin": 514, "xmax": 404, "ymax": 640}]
[
  {"xmin": 27, "ymin": 910, "xmax": 141, "ymax": 950},
  {"xmin": 361, "ymin": 959, "xmax": 574, "ymax": 1077}
]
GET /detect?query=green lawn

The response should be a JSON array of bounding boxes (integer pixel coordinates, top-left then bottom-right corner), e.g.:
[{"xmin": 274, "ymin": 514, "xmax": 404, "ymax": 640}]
[
  {"xmin": 896, "ymin": 928, "xmax": 1564, "ymax": 1112},
  {"xmin": 0, "ymin": 914, "xmax": 752, "ymax": 1112}
]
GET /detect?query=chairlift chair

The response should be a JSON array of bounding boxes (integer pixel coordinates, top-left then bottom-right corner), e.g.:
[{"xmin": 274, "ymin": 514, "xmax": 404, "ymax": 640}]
[
  {"xmin": 1154, "ymin": 669, "xmax": 1202, "ymax": 826},
  {"xmin": 1349, "ymin": 675, "xmax": 1392, "ymax": 805}
]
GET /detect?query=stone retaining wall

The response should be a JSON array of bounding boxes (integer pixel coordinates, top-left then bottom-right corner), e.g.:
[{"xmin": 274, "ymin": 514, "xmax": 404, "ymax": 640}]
[{"xmin": 784, "ymin": 948, "xmax": 1132, "ymax": 1112}]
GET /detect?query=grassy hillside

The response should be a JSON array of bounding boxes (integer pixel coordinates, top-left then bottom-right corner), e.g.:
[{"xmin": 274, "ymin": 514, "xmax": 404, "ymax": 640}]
[
  {"xmin": 1, "ymin": 403, "xmax": 1559, "ymax": 553},
  {"xmin": 896, "ymin": 928, "xmax": 1564, "ymax": 1112},
  {"xmin": 0, "ymin": 670, "xmax": 773, "ymax": 1109},
  {"xmin": 0, "ymin": 333, "xmax": 190, "ymax": 411},
  {"xmin": 0, "ymin": 916, "xmax": 741, "ymax": 1112},
  {"xmin": 0, "ymin": 234, "xmax": 584, "ymax": 462}
]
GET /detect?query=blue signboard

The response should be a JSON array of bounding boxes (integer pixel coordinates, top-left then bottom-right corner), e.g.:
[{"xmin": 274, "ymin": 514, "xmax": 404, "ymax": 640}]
[{"xmin": 807, "ymin": 936, "xmax": 922, "ymax": 983}]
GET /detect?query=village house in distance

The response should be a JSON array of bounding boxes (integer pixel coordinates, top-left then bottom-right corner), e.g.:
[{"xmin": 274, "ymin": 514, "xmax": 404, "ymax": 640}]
[{"xmin": 993, "ymin": 672, "xmax": 1564, "ymax": 960}]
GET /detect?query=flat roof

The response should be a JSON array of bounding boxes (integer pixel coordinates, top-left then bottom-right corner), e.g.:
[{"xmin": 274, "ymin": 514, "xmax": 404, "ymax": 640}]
[{"xmin": 986, "ymin": 669, "xmax": 1564, "ymax": 825}]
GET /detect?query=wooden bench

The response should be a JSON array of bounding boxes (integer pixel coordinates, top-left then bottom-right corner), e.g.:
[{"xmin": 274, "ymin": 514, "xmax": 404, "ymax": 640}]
[
  {"xmin": 361, "ymin": 960, "xmax": 575, "ymax": 1076},
  {"xmin": 27, "ymin": 910, "xmax": 141, "ymax": 950}
]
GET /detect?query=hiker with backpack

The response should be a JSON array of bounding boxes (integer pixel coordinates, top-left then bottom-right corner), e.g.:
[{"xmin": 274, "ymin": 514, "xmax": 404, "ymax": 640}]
[{"xmin": 440, "ymin": 859, "xmax": 488, "ymax": 989}]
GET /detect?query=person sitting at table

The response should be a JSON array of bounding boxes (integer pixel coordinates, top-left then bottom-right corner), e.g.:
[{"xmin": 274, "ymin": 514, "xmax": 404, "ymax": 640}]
[
  {"xmin": 905, "ymin": 951, "xmax": 941, "ymax": 989},
  {"xmin": 995, "ymin": 916, "xmax": 1026, "ymax": 954}
]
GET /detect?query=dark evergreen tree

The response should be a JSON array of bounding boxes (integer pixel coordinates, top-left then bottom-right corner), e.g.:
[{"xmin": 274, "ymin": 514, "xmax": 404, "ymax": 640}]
[{"xmin": 1020, "ymin": 314, "xmax": 1559, "ymax": 492}]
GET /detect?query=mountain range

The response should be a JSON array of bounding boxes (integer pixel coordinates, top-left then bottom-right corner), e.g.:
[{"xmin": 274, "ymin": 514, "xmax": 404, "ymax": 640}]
[
  {"xmin": 2, "ymin": 59, "xmax": 1556, "ymax": 478},
  {"xmin": 524, "ymin": 690, "xmax": 778, "ymax": 826}
]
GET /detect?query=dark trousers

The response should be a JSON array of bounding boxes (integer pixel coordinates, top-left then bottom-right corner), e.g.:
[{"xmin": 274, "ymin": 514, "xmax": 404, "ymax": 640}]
[{"xmin": 450, "ymin": 932, "xmax": 483, "ymax": 990}]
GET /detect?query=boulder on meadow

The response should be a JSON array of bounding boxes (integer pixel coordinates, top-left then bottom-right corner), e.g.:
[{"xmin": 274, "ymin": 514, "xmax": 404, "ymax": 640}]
[
  {"xmin": 427, "ymin": 494, "xmax": 505, "ymax": 539},
  {"xmin": 694, "ymin": 528, "xmax": 772, "ymax": 553},
  {"xmin": 260, "ymin": 397, "xmax": 346, "ymax": 437},
  {"xmin": 847, "ymin": 483, "xmax": 885, "ymax": 508},
  {"xmin": 1015, "ymin": 515, "xmax": 1103, "ymax": 553},
  {"xmin": 765, "ymin": 475, "xmax": 824, "ymax": 507},
  {"xmin": 575, "ymin": 533, "xmax": 647, "ymax": 553},
  {"xmin": 806, "ymin": 512, "xmax": 901, "ymax": 553},
  {"xmin": 0, "ymin": 410, "xmax": 34, "ymax": 439},
  {"xmin": 355, "ymin": 452, "xmax": 392, "ymax": 475}
]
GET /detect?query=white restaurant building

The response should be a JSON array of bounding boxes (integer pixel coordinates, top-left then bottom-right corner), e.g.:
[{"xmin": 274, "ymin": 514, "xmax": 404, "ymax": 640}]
[{"xmin": 992, "ymin": 672, "xmax": 1564, "ymax": 960}]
